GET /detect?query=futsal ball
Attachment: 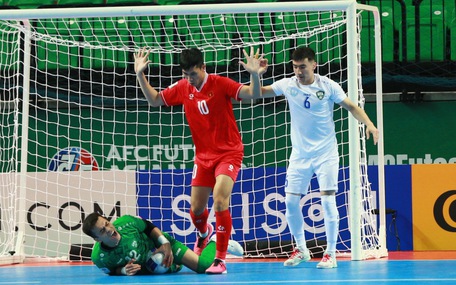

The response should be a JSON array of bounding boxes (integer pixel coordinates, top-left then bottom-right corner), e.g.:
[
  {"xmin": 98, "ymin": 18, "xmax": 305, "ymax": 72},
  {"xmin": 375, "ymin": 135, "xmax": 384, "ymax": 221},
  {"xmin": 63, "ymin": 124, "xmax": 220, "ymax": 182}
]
[{"xmin": 145, "ymin": 251, "xmax": 168, "ymax": 274}]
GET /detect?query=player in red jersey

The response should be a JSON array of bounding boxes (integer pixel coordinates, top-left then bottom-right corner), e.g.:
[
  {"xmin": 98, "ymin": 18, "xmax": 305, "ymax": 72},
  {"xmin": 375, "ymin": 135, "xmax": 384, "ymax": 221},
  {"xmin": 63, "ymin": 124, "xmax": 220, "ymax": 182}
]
[{"xmin": 134, "ymin": 47, "xmax": 267, "ymax": 274}]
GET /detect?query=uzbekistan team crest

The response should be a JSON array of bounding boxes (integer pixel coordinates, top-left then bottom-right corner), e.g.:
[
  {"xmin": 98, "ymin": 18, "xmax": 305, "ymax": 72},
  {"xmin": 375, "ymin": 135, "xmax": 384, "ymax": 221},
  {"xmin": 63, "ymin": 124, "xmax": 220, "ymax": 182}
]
[
  {"xmin": 316, "ymin": 91, "xmax": 325, "ymax": 100},
  {"xmin": 48, "ymin": 147, "xmax": 99, "ymax": 171}
]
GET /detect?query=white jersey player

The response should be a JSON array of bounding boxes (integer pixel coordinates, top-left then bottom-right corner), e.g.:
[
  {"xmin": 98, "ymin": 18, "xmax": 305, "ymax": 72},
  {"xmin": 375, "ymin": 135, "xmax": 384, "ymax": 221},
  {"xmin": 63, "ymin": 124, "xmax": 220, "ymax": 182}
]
[{"xmin": 258, "ymin": 46, "xmax": 379, "ymax": 269}]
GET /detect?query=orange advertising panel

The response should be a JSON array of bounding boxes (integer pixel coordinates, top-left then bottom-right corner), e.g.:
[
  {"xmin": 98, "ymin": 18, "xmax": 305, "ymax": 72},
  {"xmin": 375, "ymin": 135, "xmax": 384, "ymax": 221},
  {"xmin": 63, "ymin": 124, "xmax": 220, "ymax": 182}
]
[{"xmin": 412, "ymin": 164, "xmax": 456, "ymax": 250}]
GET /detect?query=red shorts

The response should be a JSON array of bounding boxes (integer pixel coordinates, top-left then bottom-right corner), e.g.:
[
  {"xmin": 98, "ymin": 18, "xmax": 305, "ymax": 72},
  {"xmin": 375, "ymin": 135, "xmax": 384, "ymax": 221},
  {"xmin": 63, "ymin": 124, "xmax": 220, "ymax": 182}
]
[{"xmin": 191, "ymin": 152, "xmax": 243, "ymax": 188}]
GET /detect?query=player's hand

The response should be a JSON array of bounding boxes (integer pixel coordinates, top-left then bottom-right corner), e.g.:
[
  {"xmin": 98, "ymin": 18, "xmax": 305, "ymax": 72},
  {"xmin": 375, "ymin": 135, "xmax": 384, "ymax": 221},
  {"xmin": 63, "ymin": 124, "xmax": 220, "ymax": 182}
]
[
  {"xmin": 239, "ymin": 47, "xmax": 268, "ymax": 76},
  {"xmin": 366, "ymin": 124, "xmax": 379, "ymax": 145},
  {"xmin": 121, "ymin": 259, "xmax": 141, "ymax": 276},
  {"xmin": 156, "ymin": 243, "xmax": 173, "ymax": 268},
  {"xmin": 134, "ymin": 47, "xmax": 151, "ymax": 75}
]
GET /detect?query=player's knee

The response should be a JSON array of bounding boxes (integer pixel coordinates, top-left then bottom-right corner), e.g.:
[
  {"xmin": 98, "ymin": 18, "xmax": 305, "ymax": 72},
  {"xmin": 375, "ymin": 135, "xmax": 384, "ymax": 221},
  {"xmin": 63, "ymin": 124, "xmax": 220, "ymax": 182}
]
[
  {"xmin": 321, "ymin": 195, "xmax": 338, "ymax": 220},
  {"xmin": 212, "ymin": 198, "xmax": 229, "ymax": 212},
  {"xmin": 285, "ymin": 193, "xmax": 301, "ymax": 211},
  {"xmin": 190, "ymin": 206, "xmax": 205, "ymax": 216}
]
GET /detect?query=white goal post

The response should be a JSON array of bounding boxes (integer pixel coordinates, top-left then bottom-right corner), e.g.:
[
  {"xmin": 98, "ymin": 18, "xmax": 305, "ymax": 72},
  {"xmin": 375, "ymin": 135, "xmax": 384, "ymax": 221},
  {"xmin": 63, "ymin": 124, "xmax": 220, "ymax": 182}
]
[{"xmin": 0, "ymin": 0, "xmax": 386, "ymax": 265}]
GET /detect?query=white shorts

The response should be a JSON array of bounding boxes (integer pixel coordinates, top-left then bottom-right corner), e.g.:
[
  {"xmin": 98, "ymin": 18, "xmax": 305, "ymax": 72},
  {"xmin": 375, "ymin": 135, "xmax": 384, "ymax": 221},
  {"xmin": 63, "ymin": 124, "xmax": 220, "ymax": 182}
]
[{"xmin": 285, "ymin": 147, "xmax": 339, "ymax": 195}]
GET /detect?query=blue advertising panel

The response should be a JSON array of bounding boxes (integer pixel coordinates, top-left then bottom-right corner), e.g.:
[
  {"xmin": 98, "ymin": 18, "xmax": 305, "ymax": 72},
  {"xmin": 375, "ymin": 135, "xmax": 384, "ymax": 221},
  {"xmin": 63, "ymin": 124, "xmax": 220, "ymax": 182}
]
[
  {"xmin": 136, "ymin": 167, "xmax": 352, "ymax": 249},
  {"xmin": 137, "ymin": 165, "xmax": 413, "ymax": 251}
]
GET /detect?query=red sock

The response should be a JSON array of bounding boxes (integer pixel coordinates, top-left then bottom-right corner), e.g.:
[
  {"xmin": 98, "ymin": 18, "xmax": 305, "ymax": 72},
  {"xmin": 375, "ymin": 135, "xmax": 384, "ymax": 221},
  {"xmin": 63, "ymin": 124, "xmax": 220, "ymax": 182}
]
[
  {"xmin": 215, "ymin": 209, "xmax": 232, "ymax": 260},
  {"xmin": 190, "ymin": 208, "xmax": 209, "ymax": 235}
]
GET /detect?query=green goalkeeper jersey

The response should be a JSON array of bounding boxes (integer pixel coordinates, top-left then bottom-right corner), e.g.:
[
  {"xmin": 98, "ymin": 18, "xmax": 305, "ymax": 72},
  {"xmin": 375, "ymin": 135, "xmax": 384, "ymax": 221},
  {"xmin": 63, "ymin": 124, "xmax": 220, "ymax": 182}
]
[{"xmin": 91, "ymin": 215, "xmax": 159, "ymax": 275}]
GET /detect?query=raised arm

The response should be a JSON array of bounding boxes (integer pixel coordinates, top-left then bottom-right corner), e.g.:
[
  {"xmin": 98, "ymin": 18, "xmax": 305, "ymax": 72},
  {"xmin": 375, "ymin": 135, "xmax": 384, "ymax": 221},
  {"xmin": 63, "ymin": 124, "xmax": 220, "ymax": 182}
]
[
  {"xmin": 339, "ymin": 97, "xmax": 379, "ymax": 145},
  {"xmin": 238, "ymin": 48, "xmax": 269, "ymax": 100},
  {"xmin": 134, "ymin": 48, "xmax": 165, "ymax": 107},
  {"xmin": 238, "ymin": 48, "xmax": 280, "ymax": 100}
]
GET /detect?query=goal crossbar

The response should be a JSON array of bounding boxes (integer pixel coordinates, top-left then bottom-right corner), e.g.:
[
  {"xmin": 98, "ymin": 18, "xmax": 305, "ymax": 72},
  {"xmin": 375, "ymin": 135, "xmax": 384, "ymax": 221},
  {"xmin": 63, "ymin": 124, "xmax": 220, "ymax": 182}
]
[{"xmin": 0, "ymin": 1, "xmax": 358, "ymax": 20}]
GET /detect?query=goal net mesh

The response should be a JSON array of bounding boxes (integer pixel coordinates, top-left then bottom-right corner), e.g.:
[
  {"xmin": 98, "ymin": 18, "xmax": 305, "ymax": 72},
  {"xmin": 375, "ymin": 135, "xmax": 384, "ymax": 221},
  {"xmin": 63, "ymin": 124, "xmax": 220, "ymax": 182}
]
[{"xmin": 0, "ymin": 3, "xmax": 383, "ymax": 262}]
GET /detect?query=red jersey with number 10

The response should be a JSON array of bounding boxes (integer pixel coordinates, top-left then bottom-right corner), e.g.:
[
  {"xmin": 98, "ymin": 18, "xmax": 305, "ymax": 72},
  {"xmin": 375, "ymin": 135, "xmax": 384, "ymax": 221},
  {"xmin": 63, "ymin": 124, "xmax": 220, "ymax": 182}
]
[{"xmin": 160, "ymin": 73, "xmax": 244, "ymax": 161}]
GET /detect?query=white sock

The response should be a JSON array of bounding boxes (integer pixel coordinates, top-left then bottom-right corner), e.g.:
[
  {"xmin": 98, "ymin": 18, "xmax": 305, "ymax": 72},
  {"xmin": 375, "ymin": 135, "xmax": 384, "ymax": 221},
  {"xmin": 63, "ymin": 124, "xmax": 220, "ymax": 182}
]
[
  {"xmin": 285, "ymin": 193, "xmax": 308, "ymax": 252},
  {"xmin": 199, "ymin": 229, "xmax": 208, "ymax": 238},
  {"xmin": 321, "ymin": 194, "xmax": 339, "ymax": 255}
]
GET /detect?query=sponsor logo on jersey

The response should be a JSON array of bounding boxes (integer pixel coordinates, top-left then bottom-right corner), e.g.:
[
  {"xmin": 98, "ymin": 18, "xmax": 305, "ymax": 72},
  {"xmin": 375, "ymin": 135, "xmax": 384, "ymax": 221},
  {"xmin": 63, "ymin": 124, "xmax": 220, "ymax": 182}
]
[{"xmin": 48, "ymin": 147, "xmax": 99, "ymax": 171}]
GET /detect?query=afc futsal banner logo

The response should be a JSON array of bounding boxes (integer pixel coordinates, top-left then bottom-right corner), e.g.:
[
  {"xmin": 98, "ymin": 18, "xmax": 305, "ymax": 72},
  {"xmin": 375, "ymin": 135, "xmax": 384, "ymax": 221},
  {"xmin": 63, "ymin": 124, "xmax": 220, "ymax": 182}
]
[
  {"xmin": 48, "ymin": 147, "xmax": 99, "ymax": 171},
  {"xmin": 433, "ymin": 190, "xmax": 456, "ymax": 232}
]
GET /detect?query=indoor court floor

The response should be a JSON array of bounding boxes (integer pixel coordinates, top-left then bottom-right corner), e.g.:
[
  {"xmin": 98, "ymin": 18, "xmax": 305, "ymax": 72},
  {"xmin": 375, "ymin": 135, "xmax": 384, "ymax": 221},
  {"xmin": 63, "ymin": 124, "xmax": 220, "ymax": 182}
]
[{"xmin": 1, "ymin": 251, "xmax": 456, "ymax": 285}]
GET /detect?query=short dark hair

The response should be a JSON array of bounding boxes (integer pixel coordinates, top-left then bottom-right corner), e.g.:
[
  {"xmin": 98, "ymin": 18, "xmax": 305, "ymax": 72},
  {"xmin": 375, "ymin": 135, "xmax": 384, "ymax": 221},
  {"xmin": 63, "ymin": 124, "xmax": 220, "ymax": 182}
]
[
  {"xmin": 291, "ymin": 46, "xmax": 316, "ymax": 62},
  {"xmin": 180, "ymin": 48, "xmax": 204, "ymax": 70},
  {"xmin": 82, "ymin": 212, "xmax": 103, "ymax": 238}
]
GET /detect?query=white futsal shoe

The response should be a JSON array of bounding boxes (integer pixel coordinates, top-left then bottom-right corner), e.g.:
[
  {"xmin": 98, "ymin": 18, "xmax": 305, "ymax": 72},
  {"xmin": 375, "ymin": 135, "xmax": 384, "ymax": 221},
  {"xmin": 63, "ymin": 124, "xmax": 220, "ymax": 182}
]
[
  {"xmin": 317, "ymin": 252, "xmax": 337, "ymax": 269},
  {"xmin": 284, "ymin": 248, "xmax": 311, "ymax": 266}
]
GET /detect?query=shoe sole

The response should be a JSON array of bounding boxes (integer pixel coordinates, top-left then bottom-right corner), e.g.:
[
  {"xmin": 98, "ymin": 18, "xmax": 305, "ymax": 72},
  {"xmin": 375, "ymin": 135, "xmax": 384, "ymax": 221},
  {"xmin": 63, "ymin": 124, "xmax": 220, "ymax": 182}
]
[
  {"xmin": 206, "ymin": 270, "xmax": 227, "ymax": 274},
  {"xmin": 283, "ymin": 256, "xmax": 311, "ymax": 267},
  {"xmin": 317, "ymin": 262, "xmax": 338, "ymax": 269}
]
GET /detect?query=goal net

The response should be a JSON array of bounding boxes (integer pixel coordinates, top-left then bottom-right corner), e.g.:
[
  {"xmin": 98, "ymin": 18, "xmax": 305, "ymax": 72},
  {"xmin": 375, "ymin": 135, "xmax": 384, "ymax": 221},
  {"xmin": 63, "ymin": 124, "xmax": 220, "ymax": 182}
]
[{"xmin": 0, "ymin": 1, "xmax": 386, "ymax": 264}]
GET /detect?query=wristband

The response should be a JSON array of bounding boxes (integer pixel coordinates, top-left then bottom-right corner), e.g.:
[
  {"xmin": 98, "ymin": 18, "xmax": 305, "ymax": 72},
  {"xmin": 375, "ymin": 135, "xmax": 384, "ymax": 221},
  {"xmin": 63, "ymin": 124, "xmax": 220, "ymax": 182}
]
[
  {"xmin": 158, "ymin": 235, "xmax": 170, "ymax": 245},
  {"xmin": 120, "ymin": 266, "xmax": 127, "ymax": 275}
]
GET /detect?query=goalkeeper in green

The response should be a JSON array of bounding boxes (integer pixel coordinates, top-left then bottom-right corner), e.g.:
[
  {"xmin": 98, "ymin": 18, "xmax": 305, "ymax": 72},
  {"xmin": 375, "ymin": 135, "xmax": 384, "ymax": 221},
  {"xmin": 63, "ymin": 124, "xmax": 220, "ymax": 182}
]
[{"xmin": 82, "ymin": 212, "xmax": 243, "ymax": 275}]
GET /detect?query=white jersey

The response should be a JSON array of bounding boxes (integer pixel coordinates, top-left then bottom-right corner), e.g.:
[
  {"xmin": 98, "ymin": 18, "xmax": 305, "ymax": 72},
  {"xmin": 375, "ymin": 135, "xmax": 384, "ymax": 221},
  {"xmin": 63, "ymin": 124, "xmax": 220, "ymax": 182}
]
[{"xmin": 271, "ymin": 74, "xmax": 347, "ymax": 159}]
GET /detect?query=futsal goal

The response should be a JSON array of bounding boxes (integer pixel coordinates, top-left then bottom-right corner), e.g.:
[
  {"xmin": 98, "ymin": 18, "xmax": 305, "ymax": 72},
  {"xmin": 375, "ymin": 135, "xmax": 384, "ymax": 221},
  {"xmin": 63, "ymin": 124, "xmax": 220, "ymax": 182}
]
[{"xmin": 0, "ymin": 0, "xmax": 386, "ymax": 264}]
